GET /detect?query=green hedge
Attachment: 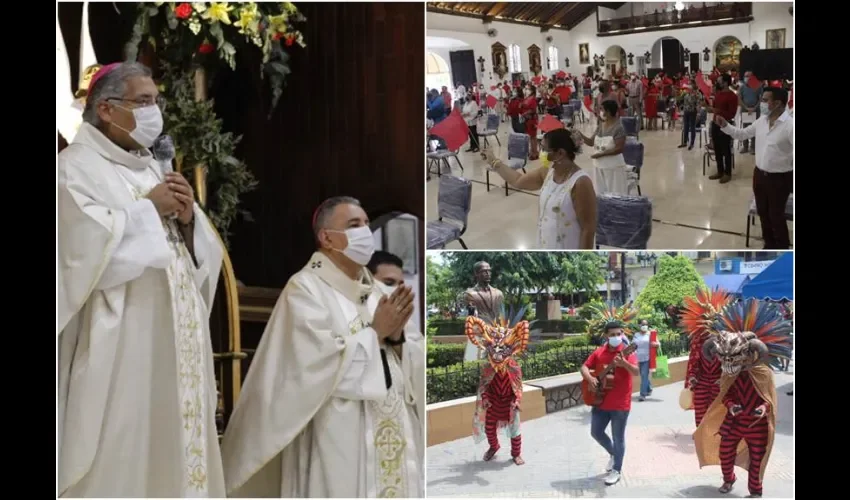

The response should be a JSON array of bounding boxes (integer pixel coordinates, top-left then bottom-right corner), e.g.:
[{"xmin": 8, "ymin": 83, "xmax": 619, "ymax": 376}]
[
  {"xmin": 426, "ymin": 334, "xmax": 691, "ymax": 403},
  {"xmin": 427, "ymin": 318, "xmax": 588, "ymax": 337},
  {"xmin": 427, "ymin": 334, "xmax": 592, "ymax": 368}
]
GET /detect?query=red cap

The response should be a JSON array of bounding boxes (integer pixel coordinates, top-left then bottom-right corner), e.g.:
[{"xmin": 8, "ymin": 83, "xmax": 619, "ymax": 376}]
[{"xmin": 88, "ymin": 62, "xmax": 121, "ymax": 95}]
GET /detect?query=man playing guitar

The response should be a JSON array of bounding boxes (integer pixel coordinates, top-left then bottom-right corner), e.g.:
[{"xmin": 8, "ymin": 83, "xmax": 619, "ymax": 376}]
[{"xmin": 580, "ymin": 322, "xmax": 639, "ymax": 486}]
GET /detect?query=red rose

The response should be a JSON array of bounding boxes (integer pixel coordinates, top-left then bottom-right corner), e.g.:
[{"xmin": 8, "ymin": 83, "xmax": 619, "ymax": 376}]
[
  {"xmin": 273, "ymin": 32, "xmax": 283, "ymax": 41},
  {"xmin": 198, "ymin": 43, "xmax": 214, "ymax": 54},
  {"xmin": 285, "ymin": 35, "xmax": 295, "ymax": 47},
  {"xmin": 175, "ymin": 3, "xmax": 192, "ymax": 19}
]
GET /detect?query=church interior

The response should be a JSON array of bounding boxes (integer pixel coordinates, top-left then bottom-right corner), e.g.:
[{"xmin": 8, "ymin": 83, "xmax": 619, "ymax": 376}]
[
  {"xmin": 57, "ymin": 1, "xmax": 425, "ymax": 437},
  {"xmin": 425, "ymin": 1, "xmax": 794, "ymax": 250}
]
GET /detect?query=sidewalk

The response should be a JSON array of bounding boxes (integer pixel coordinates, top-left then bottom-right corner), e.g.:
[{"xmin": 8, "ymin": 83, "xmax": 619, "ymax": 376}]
[{"xmin": 426, "ymin": 371, "xmax": 794, "ymax": 498}]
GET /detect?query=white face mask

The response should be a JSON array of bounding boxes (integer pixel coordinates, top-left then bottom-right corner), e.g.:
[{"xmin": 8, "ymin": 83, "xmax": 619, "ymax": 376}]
[
  {"xmin": 608, "ymin": 335, "xmax": 623, "ymax": 348},
  {"xmin": 641, "ymin": 325, "xmax": 649, "ymax": 332},
  {"xmin": 114, "ymin": 104, "xmax": 164, "ymax": 148},
  {"xmin": 328, "ymin": 225, "xmax": 375, "ymax": 266},
  {"xmin": 760, "ymin": 102, "xmax": 770, "ymax": 116}
]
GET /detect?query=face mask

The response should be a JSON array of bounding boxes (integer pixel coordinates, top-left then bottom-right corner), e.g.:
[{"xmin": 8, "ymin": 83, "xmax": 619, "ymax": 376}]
[
  {"xmin": 608, "ymin": 336, "xmax": 623, "ymax": 348},
  {"xmin": 114, "ymin": 104, "xmax": 164, "ymax": 148},
  {"xmin": 760, "ymin": 102, "xmax": 770, "ymax": 115},
  {"xmin": 328, "ymin": 226, "xmax": 375, "ymax": 266},
  {"xmin": 641, "ymin": 325, "xmax": 649, "ymax": 332}
]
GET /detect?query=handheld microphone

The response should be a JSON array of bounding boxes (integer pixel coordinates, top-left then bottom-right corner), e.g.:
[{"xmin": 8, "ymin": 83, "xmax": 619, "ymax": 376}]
[
  {"xmin": 152, "ymin": 135, "xmax": 179, "ymax": 220},
  {"xmin": 152, "ymin": 134, "xmax": 176, "ymax": 175}
]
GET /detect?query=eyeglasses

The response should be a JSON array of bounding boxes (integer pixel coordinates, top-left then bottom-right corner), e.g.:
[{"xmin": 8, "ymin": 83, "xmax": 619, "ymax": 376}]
[{"xmin": 107, "ymin": 95, "xmax": 167, "ymax": 111}]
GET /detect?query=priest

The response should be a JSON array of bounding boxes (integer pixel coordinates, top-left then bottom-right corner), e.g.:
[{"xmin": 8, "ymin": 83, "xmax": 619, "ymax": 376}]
[
  {"xmin": 57, "ymin": 62, "xmax": 226, "ymax": 497},
  {"xmin": 221, "ymin": 196, "xmax": 425, "ymax": 498}
]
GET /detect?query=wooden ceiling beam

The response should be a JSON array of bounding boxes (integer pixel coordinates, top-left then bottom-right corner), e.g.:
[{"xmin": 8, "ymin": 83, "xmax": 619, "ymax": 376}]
[
  {"xmin": 541, "ymin": 3, "xmax": 580, "ymax": 31},
  {"xmin": 564, "ymin": 3, "xmax": 596, "ymax": 30},
  {"xmin": 482, "ymin": 2, "xmax": 508, "ymax": 23}
]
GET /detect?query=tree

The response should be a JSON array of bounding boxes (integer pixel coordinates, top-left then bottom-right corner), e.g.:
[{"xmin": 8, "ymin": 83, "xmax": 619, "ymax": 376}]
[
  {"xmin": 425, "ymin": 256, "xmax": 462, "ymax": 315},
  {"xmin": 636, "ymin": 254, "xmax": 706, "ymax": 311}
]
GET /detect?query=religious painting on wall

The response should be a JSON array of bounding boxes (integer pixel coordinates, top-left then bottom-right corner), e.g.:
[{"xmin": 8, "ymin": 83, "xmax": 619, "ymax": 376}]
[
  {"xmin": 491, "ymin": 42, "xmax": 508, "ymax": 79},
  {"xmin": 579, "ymin": 43, "xmax": 590, "ymax": 64},
  {"xmin": 766, "ymin": 28, "xmax": 786, "ymax": 49},
  {"xmin": 528, "ymin": 44, "xmax": 542, "ymax": 75},
  {"xmin": 714, "ymin": 36, "xmax": 743, "ymax": 71}
]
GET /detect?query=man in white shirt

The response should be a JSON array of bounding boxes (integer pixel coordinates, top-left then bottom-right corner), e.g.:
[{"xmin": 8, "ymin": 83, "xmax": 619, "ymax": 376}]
[
  {"xmin": 715, "ymin": 87, "xmax": 794, "ymax": 249},
  {"xmin": 221, "ymin": 197, "xmax": 425, "ymax": 497},
  {"xmin": 58, "ymin": 62, "xmax": 226, "ymax": 497}
]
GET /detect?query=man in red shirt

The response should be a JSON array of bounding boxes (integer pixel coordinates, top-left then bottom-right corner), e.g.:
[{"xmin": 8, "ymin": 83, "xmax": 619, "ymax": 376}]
[
  {"xmin": 707, "ymin": 74, "xmax": 738, "ymax": 183},
  {"xmin": 580, "ymin": 322, "xmax": 639, "ymax": 486}
]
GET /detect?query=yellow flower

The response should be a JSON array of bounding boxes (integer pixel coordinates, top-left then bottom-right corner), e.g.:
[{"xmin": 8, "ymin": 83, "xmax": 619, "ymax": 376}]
[
  {"xmin": 282, "ymin": 2, "xmax": 298, "ymax": 14},
  {"xmin": 202, "ymin": 2, "xmax": 233, "ymax": 24},
  {"xmin": 234, "ymin": 4, "xmax": 259, "ymax": 34},
  {"xmin": 268, "ymin": 13, "xmax": 288, "ymax": 33}
]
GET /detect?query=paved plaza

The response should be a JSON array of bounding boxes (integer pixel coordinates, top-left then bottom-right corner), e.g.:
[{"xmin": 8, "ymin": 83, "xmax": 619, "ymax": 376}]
[{"xmin": 427, "ymin": 371, "xmax": 795, "ymax": 498}]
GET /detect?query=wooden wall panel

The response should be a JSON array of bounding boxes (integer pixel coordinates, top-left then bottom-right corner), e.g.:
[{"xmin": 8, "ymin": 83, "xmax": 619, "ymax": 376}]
[{"xmin": 212, "ymin": 2, "xmax": 426, "ymax": 288}]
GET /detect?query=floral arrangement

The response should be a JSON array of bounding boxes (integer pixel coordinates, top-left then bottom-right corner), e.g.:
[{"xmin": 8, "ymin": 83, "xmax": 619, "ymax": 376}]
[{"xmin": 126, "ymin": 2, "xmax": 307, "ymax": 111}]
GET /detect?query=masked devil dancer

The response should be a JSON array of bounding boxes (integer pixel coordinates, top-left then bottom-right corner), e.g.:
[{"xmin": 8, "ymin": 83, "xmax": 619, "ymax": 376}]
[
  {"xmin": 694, "ymin": 299, "xmax": 792, "ymax": 498},
  {"xmin": 465, "ymin": 310, "xmax": 530, "ymax": 465}
]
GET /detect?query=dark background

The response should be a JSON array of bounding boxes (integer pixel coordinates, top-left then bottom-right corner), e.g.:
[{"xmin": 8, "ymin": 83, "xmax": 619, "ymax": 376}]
[{"xmin": 58, "ymin": 1, "xmax": 425, "ymax": 288}]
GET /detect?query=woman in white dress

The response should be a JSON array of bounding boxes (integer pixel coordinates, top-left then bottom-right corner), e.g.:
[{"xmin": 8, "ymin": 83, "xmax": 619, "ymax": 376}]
[
  {"xmin": 579, "ymin": 99, "xmax": 628, "ymax": 194},
  {"xmin": 484, "ymin": 129, "xmax": 597, "ymax": 249}
]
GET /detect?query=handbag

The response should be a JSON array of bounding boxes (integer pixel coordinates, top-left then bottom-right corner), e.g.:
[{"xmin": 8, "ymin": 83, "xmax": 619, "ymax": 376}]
[{"xmin": 653, "ymin": 344, "xmax": 670, "ymax": 379}]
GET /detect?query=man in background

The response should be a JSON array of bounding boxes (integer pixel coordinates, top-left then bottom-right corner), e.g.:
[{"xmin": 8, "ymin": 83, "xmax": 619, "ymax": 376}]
[
  {"xmin": 716, "ymin": 87, "xmax": 794, "ymax": 249},
  {"xmin": 222, "ymin": 197, "xmax": 425, "ymax": 497},
  {"xmin": 737, "ymin": 70, "xmax": 763, "ymax": 154},
  {"xmin": 707, "ymin": 74, "xmax": 738, "ymax": 184},
  {"xmin": 368, "ymin": 250, "xmax": 405, "ymax": 288}
]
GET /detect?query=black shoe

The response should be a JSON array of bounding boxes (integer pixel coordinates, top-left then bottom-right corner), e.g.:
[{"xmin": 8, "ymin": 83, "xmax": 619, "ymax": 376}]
[
  {"xmin": 678, "ymin": 144, "xmax": 686, "ymax": 148},
  {"xmin": 709, "ymin": 173, "xmax": 723, "ymax": 180}
]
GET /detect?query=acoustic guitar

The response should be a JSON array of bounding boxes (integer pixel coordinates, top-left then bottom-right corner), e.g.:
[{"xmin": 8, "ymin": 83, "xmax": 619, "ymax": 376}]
[{"xmin": 582, "ymin": 343, "xmax": 638, "ymax": 406}]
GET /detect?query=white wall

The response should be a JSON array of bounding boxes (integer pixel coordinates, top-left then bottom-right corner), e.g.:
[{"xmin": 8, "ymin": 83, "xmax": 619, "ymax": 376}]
[
  {"xmin": 428, "ymin": 2, "xmax": 793, "ymax": 78},
  {"xmin": 427, "ymin": 12, "xmax": 575, "ymax": 87}
]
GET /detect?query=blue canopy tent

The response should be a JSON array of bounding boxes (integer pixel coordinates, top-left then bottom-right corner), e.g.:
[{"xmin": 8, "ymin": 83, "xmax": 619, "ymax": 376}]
[
  {"xmin": 703, "ymin": 274, "xmax": 751, "ymax": 294},
  {"xmin": 741, "ymin": 253, "xmax": 793, "ymax": 300}
]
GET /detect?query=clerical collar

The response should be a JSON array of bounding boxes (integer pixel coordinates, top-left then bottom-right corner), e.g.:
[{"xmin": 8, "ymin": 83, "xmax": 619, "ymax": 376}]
[
  {"xmin": 73, "ymin": 122, "xmax": 153, "ymax": 171},
  {"xmin": 306, "ymin": 251, "xmax": 376, "ymax": 305}
]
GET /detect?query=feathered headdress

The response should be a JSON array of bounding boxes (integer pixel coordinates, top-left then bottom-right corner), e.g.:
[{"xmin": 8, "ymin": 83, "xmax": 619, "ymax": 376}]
[
  {"xmin": 465, "ymin": 305, "xmax": 530, "ymax": 371},
  {"xmin": 706, "ymin": 298, "xmax": 793, "ymax": 374},
  {"xmin": 679, "ymin": 287, "xmax": 732, "ymax": 338},
  {"xmin": 586, "ymin": 303, "xmax": 639, "ymax": 336}
]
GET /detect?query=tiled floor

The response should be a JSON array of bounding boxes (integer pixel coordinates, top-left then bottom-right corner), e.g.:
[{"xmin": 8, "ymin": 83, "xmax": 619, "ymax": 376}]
[
  {"xmin": 426, "ymin": 117, "xmax": 793, "ymax": 250},
  {"xmin": 426, "ymin": 371, "xmax": 795, "ymax": 498}
]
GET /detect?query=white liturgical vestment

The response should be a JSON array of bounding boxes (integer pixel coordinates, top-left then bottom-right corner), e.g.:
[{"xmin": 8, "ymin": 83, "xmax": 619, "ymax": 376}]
[
  {"xmin": 57, "ymin": 123, "xmax": 226, "ymax": 497},
  {"xmin": 221, "ymin": 251, "xmax": 425, "ymax": 497}
]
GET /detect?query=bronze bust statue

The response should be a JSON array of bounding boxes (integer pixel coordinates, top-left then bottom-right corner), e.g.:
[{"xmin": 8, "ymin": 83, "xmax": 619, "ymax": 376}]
[{"xmin": 463, "ymin": 261, "xmax": 505, "ymax": 361}]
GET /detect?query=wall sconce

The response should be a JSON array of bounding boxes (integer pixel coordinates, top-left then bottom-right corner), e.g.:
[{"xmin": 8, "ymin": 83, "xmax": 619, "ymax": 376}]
[
  {"xmin": 599, "ymin": 55, "xmax": 605, "ymax": 65},
  {"xmin": 564, "ymin": 57, "xmax": 570, "ymax": 67},
  {"xmin": 477, "ymin": 56, "xmax": 486, "ymax": 73},
  {"xmin": 627, "ymin": 53, "xmax": 634, "ymax": 65},
  {"xmin": 703, "ymin": 47, "xmax": 711, "ymax": 61},
  {"xmin": 644, "ymin": 51, "xmax": 651, "ymax": 64}
]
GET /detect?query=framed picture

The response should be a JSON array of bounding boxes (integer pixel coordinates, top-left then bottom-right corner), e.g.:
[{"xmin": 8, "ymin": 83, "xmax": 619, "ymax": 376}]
[
  {"xmin": 382, "ymin": 216, "xmax": 418, "ymax": 274},
  {"xmin": 579, "ymin": 43, "xmax": 590, "ymax": 65},
  {"xmin": 766, "ymin": 29, "xmax": 786, "ymax": 49}
]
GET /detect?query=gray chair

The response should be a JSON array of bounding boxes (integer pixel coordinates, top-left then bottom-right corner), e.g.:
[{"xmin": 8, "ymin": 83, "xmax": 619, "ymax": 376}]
[
  {"xmin": 427, "ymin": 175, "xmax": 473, "ymax": 249},
  {"xmin": 570, "ymin": 99, "xmax": 584, "ymax": 123},
  {"xmin": 486, "ymin": 132, "xmax": 529, "ymax": 196},
  {"xmin": 746, "ymin": 193, "xmax": 794, "ymax": 248},
  {"xmin": 621, "ymin": 116, "xmax": 639, "ymax": 138},
  {"xmin": 426, "ymin": 137, "xmax": 463, "ymax": 180},
  {"xmin": 595, "ymin": 194, "xmax": 653, "ymax": 249},
  {"xmin": 561, "ymin": 104, "xmax": 575, "ymax": 126},
  {"xmin": 478, "ymin": 113, "xmax": 502, "ymax": 147},
  {"xmin": 622, "ymin": 139, "xmax": 644, "ymax": 196}
]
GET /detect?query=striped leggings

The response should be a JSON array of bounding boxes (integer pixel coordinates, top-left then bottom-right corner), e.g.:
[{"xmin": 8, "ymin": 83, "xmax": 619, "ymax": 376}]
[
  {"xmin": 720, "ymin": 416, "xmax": 769, "ymax": 495},
  {"xmin": 693, "ymin": 381, "xmax": 720, "ymax": 427},
  {"xmin": 484, "ymin": 401, "xmax": 522, "ymax": 457}
]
